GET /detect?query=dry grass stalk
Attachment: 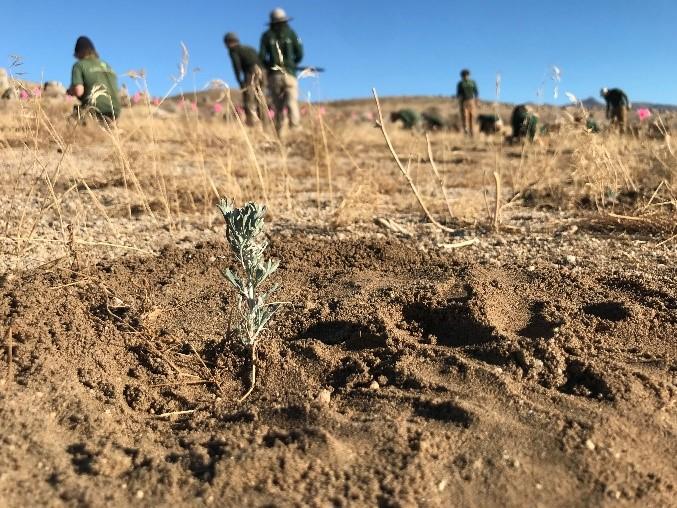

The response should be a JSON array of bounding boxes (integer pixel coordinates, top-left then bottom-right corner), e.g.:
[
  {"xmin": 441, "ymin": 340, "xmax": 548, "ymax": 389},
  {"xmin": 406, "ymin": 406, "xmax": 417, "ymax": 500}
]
[
  {"xmin": 372, "ymin": 88, "xmax": 455, "ymax": 234},
  {"xmin": 425, "ymin": 133, "xmax": 454, "ymax": 219}
]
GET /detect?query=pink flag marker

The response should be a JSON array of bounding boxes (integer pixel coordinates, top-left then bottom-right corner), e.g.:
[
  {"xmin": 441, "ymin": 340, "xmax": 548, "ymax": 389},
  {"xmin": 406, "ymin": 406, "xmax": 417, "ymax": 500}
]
[
  {"xmin": 19, "ymin": 90, "xmax": 29, "ymax": 100},
  {"xmin": 637, "ymin": 108, "xmax": 652, "ymax": 121},
  {"xmin": 213, "ymin": 103, "xmax": 223, "ymax": 113}
]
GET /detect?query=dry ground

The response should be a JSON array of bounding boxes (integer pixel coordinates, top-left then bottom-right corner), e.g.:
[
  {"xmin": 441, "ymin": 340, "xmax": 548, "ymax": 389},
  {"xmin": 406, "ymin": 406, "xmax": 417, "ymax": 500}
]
[{"xmin": 0, "ymin": 93, "xmax": 675, "ymax": 507}]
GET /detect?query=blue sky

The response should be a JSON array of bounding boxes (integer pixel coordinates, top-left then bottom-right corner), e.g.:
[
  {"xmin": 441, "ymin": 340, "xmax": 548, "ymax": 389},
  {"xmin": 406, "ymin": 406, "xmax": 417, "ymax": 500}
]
[{"xmin": 2, "ymin": 0, "xmax": 676, "ymax": 104}]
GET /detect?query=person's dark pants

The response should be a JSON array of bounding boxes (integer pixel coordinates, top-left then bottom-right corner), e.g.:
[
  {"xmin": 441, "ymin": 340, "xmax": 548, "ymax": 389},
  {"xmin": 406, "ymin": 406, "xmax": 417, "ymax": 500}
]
[{"xmin": 610, "ymin": 105, "xmax": 628, "ymax": 134}]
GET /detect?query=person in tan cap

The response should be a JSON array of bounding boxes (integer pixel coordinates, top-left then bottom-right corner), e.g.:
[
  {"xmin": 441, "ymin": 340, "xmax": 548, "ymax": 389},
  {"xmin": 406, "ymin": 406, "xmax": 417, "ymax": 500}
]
[{"xmin": 259, "ymin": 7, "xmax": 304, "ymax": 132}]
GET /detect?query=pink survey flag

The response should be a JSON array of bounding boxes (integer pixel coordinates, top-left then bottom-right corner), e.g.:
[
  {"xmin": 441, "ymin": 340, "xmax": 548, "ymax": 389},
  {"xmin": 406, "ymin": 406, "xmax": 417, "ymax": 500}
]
[
  {"xmin": 213, "ymin": 103, "xmax": 223, "ymax": 113},
  {"xmin": 637, "ymin": 108, "xmax": 651, "ymax": 121},
  {"xmin": 19, "ymin": 90, "xmax": 29, "ymax": 100}
]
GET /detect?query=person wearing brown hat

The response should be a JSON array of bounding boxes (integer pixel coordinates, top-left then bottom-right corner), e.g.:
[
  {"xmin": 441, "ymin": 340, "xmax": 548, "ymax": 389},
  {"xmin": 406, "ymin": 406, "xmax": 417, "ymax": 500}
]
[
  {"xmin": 259, "ymin": 8, "xmax": 303, "ymax": 132},
  {"xmin": 224, "ymin": 32, "xmax": 266, "ymax": 126},
  {"xmin": 67, "ymin": 36, "xmax": 121, "ymax": 122}
]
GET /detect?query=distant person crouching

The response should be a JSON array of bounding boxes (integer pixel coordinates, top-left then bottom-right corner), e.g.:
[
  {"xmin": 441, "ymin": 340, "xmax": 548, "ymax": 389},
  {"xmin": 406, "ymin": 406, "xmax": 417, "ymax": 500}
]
[
  {"xmin": 390, "ymin": 109, "xmax": 420, "ymax": 129},
  {"xmin": 510, "ymin": 105, "xmax": 538, "ymax": 142},
  {"xmin": 67, "ymin": 36, "xmax": 121, "ymax": 124},
  {"xmin": 224, "ymin": 32, "xmax": 266, "ymax": 126}
]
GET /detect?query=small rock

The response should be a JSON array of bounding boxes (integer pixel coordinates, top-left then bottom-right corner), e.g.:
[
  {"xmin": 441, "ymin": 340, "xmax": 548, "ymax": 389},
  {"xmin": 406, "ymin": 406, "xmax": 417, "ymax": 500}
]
[
  {"xmin": 316, "ymin": 389, "xmax": 331, "ymax": 405},
  {"xmin": 527, "ymin": 265, "xmax": 536, "ymax": 272},
  {"xmin": 585, "ymin": 439, "xmax": 596, "ymax": 451},
  {"xmin": 565, "ymin": 255, "xmax": 577, "ymax": 265},
  {"xmin": 135, "ymin": 490, "xmax": 144, "ymax": 500},
  {"xmin": 437, "ymin": 479, "xmax": 448, "ymax": 492},
  {"xmin": 368, "ymin": 380, "xmax": 380, "ymax": 391}
]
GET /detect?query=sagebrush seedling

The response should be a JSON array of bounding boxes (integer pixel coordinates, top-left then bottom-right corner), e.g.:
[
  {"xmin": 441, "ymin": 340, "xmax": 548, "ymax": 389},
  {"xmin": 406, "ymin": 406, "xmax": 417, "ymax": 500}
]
[{"xmin": 217, "ymin": 198, "xmax": 282, "ymax": 402}]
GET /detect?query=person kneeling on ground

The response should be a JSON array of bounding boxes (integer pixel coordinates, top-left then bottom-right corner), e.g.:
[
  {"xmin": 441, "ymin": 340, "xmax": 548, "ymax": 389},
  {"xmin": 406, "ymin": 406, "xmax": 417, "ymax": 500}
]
[
  {"xmin": 478, "ymin": 114, "xmax": 502, "ymax": 135},
  {"xmin": 600, "ymin": 87, "xmax": 630, "ymax": 134},
  {"xmin": 421, "ymin": 109, "xmax": 445, "ymax": 131},
  {"xmin": 390, "ymin": 109, "xmax": 420, "ymax": 129},
  {"xmin": 67, "ymin": 36, "xmax": 121, "ymax": 124},
  {"xmin": 224, "ymin": 32, "xmax": 266, "ymax": 126},
  {"xmin": 510, "ymin": 104, "xmax": 538, "ymax": 142}
]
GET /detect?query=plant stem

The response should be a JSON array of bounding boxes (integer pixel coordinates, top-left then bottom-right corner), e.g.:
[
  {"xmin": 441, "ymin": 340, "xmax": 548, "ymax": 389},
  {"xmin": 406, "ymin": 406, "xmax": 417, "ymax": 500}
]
[{"xmin": 238, "ymin": 345, "xmax": 257, "ymax": 403}]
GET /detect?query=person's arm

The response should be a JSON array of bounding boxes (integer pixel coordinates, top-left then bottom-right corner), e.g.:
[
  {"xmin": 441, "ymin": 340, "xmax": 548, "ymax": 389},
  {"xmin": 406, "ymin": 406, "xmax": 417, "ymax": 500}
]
[
  {"xmin": 230, "ymin": 50, "xmax": 244, "ymax": 87},
  {"xmin": 259, "ymin": 34, "xmax": 269, "ymax": 68},
  {"xmin": 473, "ymin": 80, "xmax": 479, "ymax": 99},
  {"xmin": 456, "ymin": 82, "xmax": 462, "ymax": 100},
  {"xmin": 292, "ymin": 30, "xmax": 303, "ymax": 65},
  {"xmin": 68, "ymin": 64, "xmax": 85, "ymax": 98}
]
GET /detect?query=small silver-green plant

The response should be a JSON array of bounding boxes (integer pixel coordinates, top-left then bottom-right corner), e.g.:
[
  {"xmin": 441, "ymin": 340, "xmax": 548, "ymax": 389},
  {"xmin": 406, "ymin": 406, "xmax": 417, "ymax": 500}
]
[{"xmin": 217, "ymin": 198, "xmax": 282, "ymax": 402}]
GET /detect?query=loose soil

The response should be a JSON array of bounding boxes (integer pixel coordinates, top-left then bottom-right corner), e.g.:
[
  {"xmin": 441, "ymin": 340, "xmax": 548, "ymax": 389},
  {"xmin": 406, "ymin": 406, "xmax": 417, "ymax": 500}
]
[{"xmin": 1, "ymin": 234, "xmax": 675, "ymax": 507}]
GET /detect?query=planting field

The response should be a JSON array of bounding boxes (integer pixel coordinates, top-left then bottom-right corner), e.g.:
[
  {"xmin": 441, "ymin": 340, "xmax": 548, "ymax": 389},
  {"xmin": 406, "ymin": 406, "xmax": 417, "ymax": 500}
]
[{"xmin": 0, "ymin": 95, "xmax": 676, "ymax": 506}]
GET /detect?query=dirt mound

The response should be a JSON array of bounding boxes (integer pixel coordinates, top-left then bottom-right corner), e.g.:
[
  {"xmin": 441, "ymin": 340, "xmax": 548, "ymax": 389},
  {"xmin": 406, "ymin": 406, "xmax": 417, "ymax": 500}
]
[{"xmin": 1, "ymin": 237, "xmax": 675, "ymax": 506}]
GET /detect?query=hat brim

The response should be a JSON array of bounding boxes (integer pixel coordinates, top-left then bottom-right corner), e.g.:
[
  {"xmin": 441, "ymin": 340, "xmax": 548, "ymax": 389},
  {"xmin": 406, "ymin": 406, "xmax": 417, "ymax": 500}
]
[{"xmin": 268, "ymin": 16, "xmax": 293, "ymax": 24}]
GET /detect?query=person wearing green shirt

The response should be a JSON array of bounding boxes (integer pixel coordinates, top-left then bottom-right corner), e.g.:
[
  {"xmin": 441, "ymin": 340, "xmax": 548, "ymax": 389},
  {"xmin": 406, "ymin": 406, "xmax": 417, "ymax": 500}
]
[
  {"xmin": 457, "ymin": 69, "xmax": 479, "ymax": 137},
  {"xmin": 390, "ymin": 109, "xmax": 420, "ymax": 129},
  {"xmin": 224, "ymin": 32, "xmax": 265, "ymax": 126},
  {"xmin": 600, "ymin": 87, "xmax": 630, "ymax": 134},
  {"xmin": 67, "ymin": 36, "xmax": 120, "ymax": 123},
  {"xmin": 510, "ymin": 104, "xmax": 538, "ymax": 142},
  {"xmin": 259, "ymin": 8, "xmax": 303, "ymax": 132}
]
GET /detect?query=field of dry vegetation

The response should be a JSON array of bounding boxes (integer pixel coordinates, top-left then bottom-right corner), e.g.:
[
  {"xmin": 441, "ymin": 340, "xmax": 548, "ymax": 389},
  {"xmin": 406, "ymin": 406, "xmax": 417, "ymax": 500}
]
[{"xmin": 0, "ymin": 88, "xmax": 675, "ymax": 506}]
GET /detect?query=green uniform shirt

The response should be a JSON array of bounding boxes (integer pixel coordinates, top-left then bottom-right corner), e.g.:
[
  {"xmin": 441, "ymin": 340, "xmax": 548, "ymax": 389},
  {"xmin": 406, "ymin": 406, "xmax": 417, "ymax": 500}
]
[
  {"xmin": 457, "ymin": 79, "xmax": 478, "ymax": 101},
  {"xmin": 393, "ymin": 109, "xmax": 420, "ymax": 129},
  {"xmin": 259, "ymin": 24, "xmax": 303, "ymax": 74},
  {"xmin": 229, "ymin": 45, "xmax": 262, "ymax": 86},
  {"xmin": 71, "ymin": 58, "xmax": 121, "ymax": 117},
  {"xmin": 511, "ymin": 105, "xmax": 538, "ymax": 140},
  {"xmin": 604, "ymin": 88, "xmax": 628, "ymax": 108}
]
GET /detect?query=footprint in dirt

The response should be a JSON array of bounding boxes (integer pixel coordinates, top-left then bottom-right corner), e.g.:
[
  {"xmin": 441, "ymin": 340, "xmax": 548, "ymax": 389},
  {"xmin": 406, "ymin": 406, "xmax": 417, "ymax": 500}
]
[
  {"xmin": 412, "ymin": 398, "xmax": 476, "ymax": 428},
  {"xmin": 299, "ymin": 320, "xmax": 388, "ymax": 350},
  {"xmin": 402, "ymin": 301, "xmax": 493, "ymax": 347},
  {"xmin": 583, "ymin": 301, "xmax": 630, "ymax": 322},
  {"xmin": 518, "ymin": 301, "xmax": 563, "ymax": 339}
]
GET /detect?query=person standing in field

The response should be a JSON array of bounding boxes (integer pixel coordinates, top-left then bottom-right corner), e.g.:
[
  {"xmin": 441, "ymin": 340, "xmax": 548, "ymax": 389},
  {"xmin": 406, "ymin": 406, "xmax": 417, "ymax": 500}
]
[
  {"xmin": 67, "ymin": 36, "xmax": 121, "ymax": 123},
  {"xmin": 224, "ymin": 32, "xmax": 266, "ymax": 126},
  {"xmin": 457, "ymin": 69, "xmax": 478, "ymax": 136},
  {"xmin": 600, "ymin": 87, "xmax": 630, "ymax": 134},
  {"xmin": 259, "ymin": 7, "xmax": 303, "ymax": 132}
]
